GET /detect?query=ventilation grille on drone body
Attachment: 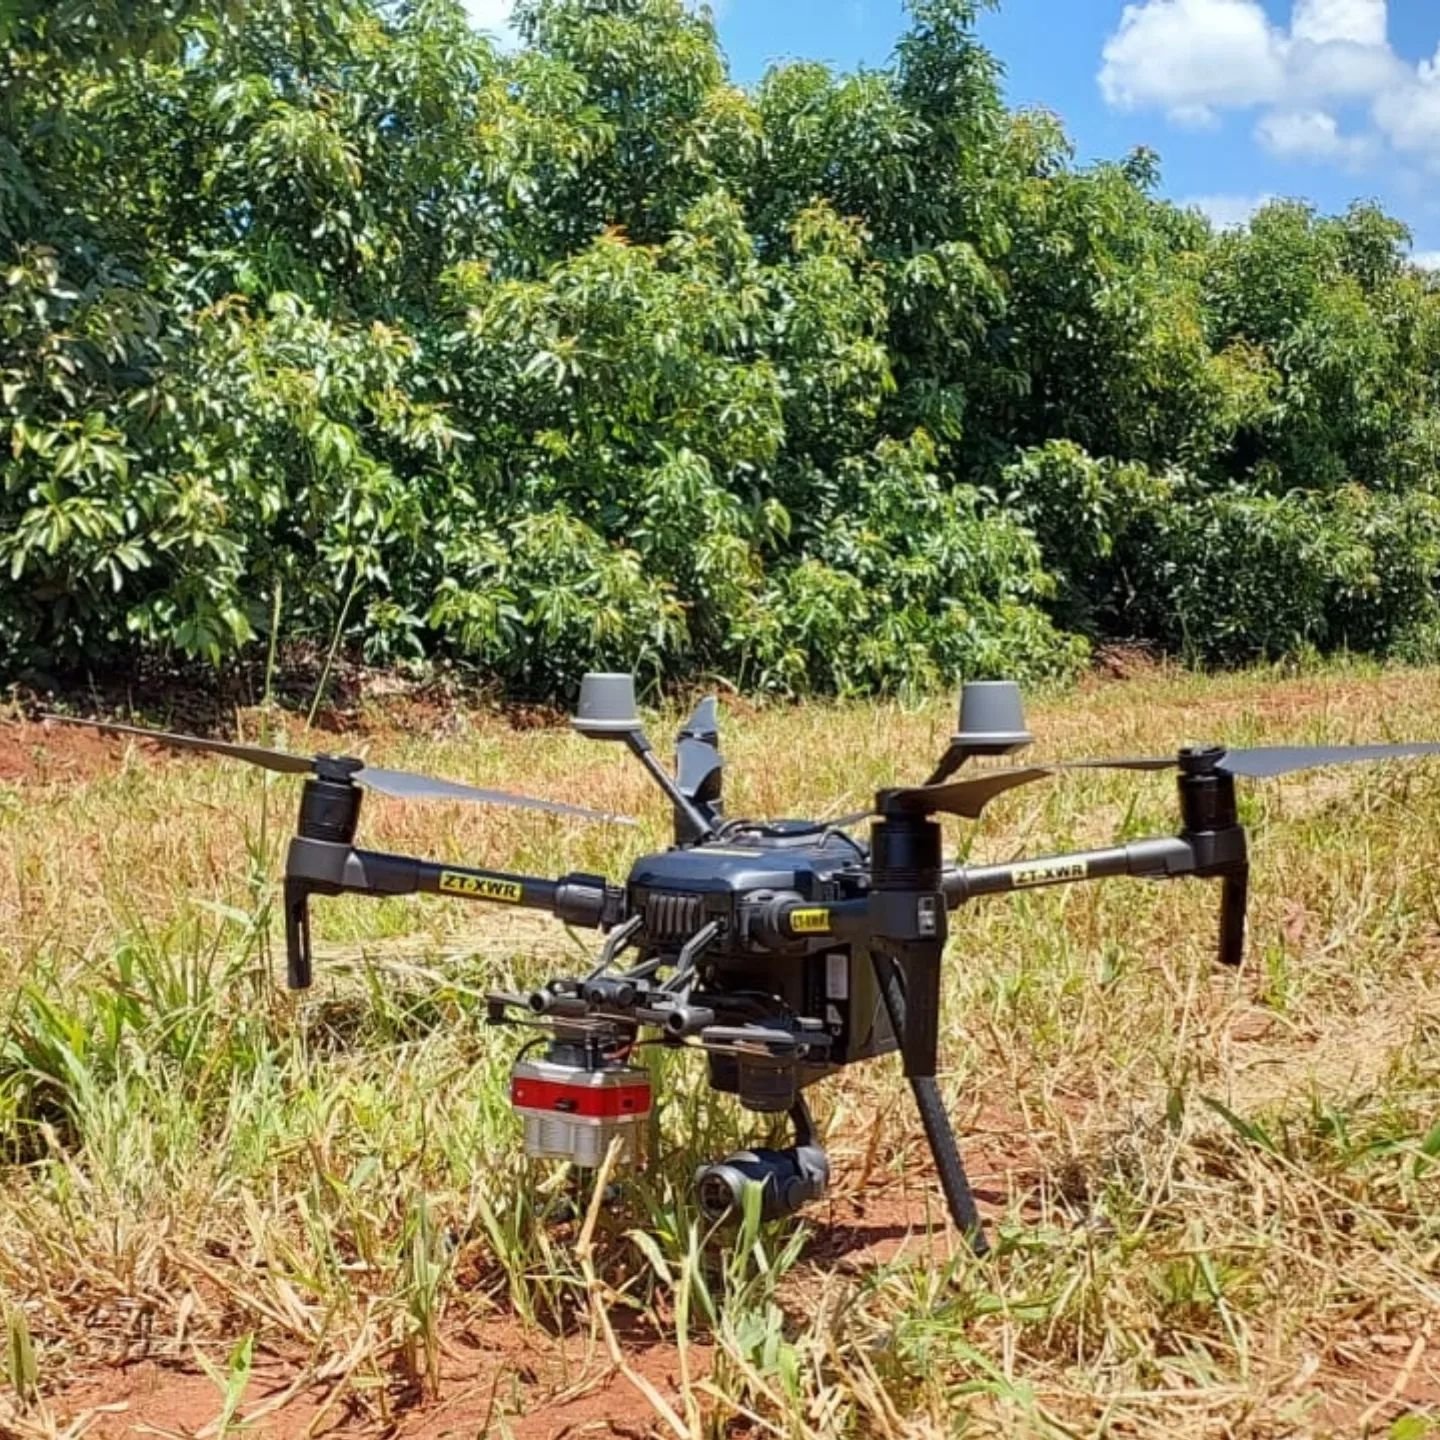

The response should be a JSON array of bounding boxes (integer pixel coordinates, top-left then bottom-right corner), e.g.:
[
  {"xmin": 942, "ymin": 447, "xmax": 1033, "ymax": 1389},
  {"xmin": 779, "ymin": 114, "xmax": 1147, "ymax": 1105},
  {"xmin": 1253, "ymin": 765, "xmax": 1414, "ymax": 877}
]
[{"xmin": 645, "ymin": 892, "xmax": 706, "ymax": 941}]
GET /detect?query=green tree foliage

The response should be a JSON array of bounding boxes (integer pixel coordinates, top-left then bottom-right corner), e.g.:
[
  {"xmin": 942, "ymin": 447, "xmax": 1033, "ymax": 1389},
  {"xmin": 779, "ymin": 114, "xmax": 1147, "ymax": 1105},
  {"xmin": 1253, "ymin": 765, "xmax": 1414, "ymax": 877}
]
[{"xmin": 3, "ymin": 0, "xmax": 1440, "ymax": 696}]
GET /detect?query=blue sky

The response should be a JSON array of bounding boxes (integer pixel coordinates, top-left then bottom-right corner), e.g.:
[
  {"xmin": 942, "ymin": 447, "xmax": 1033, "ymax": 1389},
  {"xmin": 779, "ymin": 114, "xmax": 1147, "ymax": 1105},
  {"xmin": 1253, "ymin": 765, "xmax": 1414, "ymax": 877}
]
[{"xmin": 465, "ymin": 1, "xmax": 1440, "ymax": 264}]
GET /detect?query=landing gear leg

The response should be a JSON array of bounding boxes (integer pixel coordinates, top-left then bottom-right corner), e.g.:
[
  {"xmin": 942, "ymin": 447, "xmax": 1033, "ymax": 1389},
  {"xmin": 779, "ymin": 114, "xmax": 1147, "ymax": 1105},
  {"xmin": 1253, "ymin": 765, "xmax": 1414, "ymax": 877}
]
[{"xmin": 872, "ymin": 953, "xmax": 989, "ymax": 1256}]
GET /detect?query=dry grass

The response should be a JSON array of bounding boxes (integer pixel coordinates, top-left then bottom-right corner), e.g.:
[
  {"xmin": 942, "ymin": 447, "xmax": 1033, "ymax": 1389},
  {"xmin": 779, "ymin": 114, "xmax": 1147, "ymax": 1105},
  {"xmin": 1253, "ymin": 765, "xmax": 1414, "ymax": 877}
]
[{"xmin": 1, "ymin": 658, "xmax": 1439, "ymax": 1437}]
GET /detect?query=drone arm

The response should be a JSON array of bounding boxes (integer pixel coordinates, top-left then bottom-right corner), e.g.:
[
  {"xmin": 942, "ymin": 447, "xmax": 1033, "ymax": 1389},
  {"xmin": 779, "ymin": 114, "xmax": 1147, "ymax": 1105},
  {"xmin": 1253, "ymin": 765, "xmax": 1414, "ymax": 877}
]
[
  {"xmin": 943, "ymin": 835, "xmax": 1198, "ymax": 905},
  {"xmin": 288, "ymin": 837, "xmax": 613, "ymax": 916},
  {"xmin": 757, "ymin": 897, "xmax": 875, "ymax": 945},
  {"xmin": 942, "ymin": 826, "xmax": 1250, "ymax": 968},
  {"xmin": 763, "ymin": 830, "xmax": 1242, "ymax": 949},
  {"xmin": 282, "ymin": 837, "xmax": 619, "ymax": 989}
]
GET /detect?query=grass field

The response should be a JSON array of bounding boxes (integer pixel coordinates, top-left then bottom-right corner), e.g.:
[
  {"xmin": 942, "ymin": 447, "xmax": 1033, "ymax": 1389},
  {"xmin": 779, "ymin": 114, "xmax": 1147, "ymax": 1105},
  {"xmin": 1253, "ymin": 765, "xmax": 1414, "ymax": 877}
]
[{"xmin": 1, "ymin": 660, "xmax": 1439, "ymax": 1438}]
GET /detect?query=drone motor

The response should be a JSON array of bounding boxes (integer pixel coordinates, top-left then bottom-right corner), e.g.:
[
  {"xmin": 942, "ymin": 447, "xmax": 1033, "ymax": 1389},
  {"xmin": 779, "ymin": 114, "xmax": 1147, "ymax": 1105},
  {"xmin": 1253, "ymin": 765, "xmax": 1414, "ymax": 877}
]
[{"xmin": 510, "ymin": 1029, "xmax": 652, "ymax": 1169}]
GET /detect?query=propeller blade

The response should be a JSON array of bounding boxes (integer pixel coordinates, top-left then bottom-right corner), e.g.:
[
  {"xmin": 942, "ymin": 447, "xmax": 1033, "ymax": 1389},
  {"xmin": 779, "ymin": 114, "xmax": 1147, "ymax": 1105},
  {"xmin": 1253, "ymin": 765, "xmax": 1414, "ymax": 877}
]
[
  {"xmin": 680, "ymin": 697, "xmax": 720, "ymax": 741},
  {"xmin": 1063, "ymin": 755, "xmax": 1178, "ymax": 773},
  {"xmin": 44, "ymin": 714, "xmax": 637, "ymax": 824},
  {"xmin": 1217, "ymin": 742, "xmax": 1440, "ymax": 779},
  {"xmin": 676, "ymin": 734, "xmax": 721, "ymax": 771},
  {"xmin": 879, "ymin": 766, "xmax": 1057, "ymax": 819},
  {"xmin": 676, "ymin": 734, "xmax": 723, "ymax": 797},
  {"xmin": 43, "ymin": 714, "xmax": 314, "ymax": 775},
  {"xmin": 355, "ymin": 765, "xmax": 636, "ymax": 825},
  {"xmin": 1060, "ymin": 744, "xmax": 1440, "ymax": 780}
]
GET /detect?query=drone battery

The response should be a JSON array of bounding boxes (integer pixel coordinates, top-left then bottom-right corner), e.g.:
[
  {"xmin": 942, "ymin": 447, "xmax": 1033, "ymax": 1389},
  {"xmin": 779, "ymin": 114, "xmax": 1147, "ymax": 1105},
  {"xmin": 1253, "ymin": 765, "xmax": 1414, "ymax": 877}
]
[{"xmin": 510, "ymin": 1052, "xmax": 652, "ymax": 1168}]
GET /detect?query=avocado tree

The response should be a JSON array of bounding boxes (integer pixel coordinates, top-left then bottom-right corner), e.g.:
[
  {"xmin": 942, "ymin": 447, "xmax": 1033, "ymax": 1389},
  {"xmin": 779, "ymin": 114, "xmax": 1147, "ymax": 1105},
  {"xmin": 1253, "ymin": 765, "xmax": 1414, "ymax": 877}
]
[{"xmin": 2, "ymin": 0, "xmax": 1438, "ymax": 693}]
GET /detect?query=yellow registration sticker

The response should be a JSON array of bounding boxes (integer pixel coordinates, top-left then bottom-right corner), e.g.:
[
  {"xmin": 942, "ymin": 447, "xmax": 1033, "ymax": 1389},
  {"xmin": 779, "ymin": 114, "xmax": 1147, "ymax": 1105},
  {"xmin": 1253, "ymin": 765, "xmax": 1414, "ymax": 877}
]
[
  {"xmin": 790, "ymin": 907, "xmax": 833, "ymax": 935},
  {"xmin": 439, "ymin": 872, "xmax": 524, "ymax": 904},
  {"xmin": 1011, "ymin": 859, "xmax": 1088, "ymax": 889}
]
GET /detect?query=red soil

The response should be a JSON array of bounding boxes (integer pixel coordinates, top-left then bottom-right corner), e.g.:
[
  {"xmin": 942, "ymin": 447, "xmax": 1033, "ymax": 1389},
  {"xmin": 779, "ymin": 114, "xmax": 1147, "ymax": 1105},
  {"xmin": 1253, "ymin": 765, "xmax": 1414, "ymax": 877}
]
[
  {"xmin": 0, "ymin": 717, "xmax": 129, "ymax": 785},
  {"xmin": 37, "ymin": 1150, "xmax": 1027, "ymax": 1440},
  {"xmin": 53, "ymin": 1326, "xmax": 697, "ymax": 1440}
]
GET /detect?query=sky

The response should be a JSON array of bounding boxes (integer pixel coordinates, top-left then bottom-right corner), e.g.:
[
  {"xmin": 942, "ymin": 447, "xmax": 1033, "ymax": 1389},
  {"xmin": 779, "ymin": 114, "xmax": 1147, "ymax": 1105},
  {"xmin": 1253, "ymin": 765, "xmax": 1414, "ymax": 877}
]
[{"xmin": 463, "ymin": 1, "xmax": 1440, "ymax": 266}]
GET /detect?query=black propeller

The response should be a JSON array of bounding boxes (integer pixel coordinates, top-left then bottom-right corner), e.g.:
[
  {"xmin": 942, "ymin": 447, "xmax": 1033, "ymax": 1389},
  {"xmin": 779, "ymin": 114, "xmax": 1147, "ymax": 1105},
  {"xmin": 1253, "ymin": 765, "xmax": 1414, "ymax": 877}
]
[
  {"xmin": 675, "ymin": 697, "xmax": 723, "ymax": 807},
  {"xmin": 1064, "ymin": 742, "xmax": 1440, "ymax": 781},
  {"xmin": 43, "ymin": 715, "xmax": 637, "ymax": 826},
  {"xmin": 877, "ymin": 766, "xmax": 1057, "ymax": 819},
  {"xmin": 736, "ymin": 768, "xmax": 1055, "ymax": 834},
  {"xmin": 801, "ymin": 766, "xmax": 1059, "ymax": 831},
  {"xmin": 838, "ymin": 741, "xmax": 1440, "ymax": 829}
]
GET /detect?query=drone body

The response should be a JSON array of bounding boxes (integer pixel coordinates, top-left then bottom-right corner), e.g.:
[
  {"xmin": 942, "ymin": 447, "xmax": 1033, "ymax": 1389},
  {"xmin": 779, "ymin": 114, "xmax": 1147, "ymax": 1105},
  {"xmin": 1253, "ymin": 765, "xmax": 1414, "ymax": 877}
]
[
  {"xmin": 627, "ymin": 826, "xmax": 897, "ymax": 1085},
  {"xmin": 501, "ymin": 826, "xmax": 896, "ymax": 1221},
  {"xmin": 47, "ymin": 677, "xmax": 1440, "ymax": 1251}
]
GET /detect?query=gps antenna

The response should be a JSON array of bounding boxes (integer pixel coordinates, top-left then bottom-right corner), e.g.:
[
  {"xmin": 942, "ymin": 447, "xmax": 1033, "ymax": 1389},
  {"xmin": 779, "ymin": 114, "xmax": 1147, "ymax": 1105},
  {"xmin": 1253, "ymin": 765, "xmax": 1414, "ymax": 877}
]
[
  {"xmin": 572, "ymin": 673, "xmax": 717, "ymax": 844},
  {"xmin": 927, "ymin": 680, "xmax": 1035, "ymax": 786}
]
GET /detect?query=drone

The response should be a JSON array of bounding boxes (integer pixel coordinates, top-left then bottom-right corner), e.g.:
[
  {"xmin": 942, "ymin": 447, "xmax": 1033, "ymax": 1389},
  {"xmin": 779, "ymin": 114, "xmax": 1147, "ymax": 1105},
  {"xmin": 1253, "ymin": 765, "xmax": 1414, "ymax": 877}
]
[{"xmin": 46, "ymin": 676, "xmax": 1440, "ymax": 1253}]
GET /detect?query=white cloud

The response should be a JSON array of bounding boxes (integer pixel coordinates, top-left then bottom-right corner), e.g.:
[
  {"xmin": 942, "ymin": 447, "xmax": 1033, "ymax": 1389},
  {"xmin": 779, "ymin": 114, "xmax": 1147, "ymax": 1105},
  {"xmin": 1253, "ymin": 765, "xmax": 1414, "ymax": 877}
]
[
  {"xmin": 1292, "ymin": 0, "xmax": 1386, "ymax": 47},
  {"xmin": 1372, "ymin": 46, "xmax": 1440, "ymax": 160},
  {"xmin": 1099, "ymin": 0, "xmax": 1405, "ymax": 122},
  {"xmin": 1183, "ymin": 192, "xmax": 1275, "ymax": 229},
  {"xmin": 1100, "ymin": 0, "xmax": 1286, "ymax": 124},
  {"xmin": 1101, "ymin": 1, "xmax": 1440, "ymax": 177},
  {"xmin": 1285, "ymin": 39, "xmax": 1402, "ymax": 104},
  {"xmin": 1373, "ymin": 85, "xmax": 1440, "ymax": 155},
  {"xmin": 1413, "ymin": 250, "xmax": 1440, "ymax": 271},
  {"xmin": 1255, "ymin": 107, "xmax": 1370, "ymax": 162},
  {"xmin": 464, "ymin": 0, "xmax": 515, "ymax": 42}
]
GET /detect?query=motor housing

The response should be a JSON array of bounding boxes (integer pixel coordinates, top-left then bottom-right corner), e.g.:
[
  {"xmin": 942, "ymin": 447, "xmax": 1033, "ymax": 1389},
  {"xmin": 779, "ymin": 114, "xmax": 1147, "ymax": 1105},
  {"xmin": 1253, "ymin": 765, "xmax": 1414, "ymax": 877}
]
[{"xmin": 510, "ymin": 1035, "xmax": 652, "ymax": 1168}]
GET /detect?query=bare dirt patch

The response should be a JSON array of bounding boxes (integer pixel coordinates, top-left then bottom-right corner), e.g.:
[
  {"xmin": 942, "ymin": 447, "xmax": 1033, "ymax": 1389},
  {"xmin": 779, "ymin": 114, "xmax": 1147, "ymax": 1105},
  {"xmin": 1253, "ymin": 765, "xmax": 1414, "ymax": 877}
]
[
  {"xmin": 35, "ymin": 1144, "xmax": 1017, "ymax": 1439},
  {"xmin": 45, "ymin": 1322, "xmax": 696, "ymax": 1439},
  {"xmin": 33, "ymin": 1137, "xmax": 1440, "ymax": 1440},
  {"xmin": 0, "ymin": 718, "xmax": 126, "ymax": 786}
]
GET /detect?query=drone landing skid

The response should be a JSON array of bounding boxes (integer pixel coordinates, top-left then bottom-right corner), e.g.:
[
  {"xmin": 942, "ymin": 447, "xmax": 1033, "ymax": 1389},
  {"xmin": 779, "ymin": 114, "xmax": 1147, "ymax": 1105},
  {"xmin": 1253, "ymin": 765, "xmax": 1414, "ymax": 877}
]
[{"xmin": 871, "ymin": 953, "xmax": 988, "ymax": 1255}]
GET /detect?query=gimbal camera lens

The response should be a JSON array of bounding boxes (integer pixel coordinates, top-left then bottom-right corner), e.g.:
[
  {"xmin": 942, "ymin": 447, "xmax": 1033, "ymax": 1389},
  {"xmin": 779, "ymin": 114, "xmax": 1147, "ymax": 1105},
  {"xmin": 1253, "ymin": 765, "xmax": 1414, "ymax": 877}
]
[
  {"xmin": 527, "ymin": 987, "xmax": 589, "ymax": 1018},
  {"xmin": 663, "ymin": 1004, "xmax": 716, "ymax": 1037},
  {"xmin": 694, "ymin": 1144, "xmax": 829, "ymax": 1223},
  {"xmin": 696, "ymin": 1165, "xmax": 747, "ymax": 1221}
]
